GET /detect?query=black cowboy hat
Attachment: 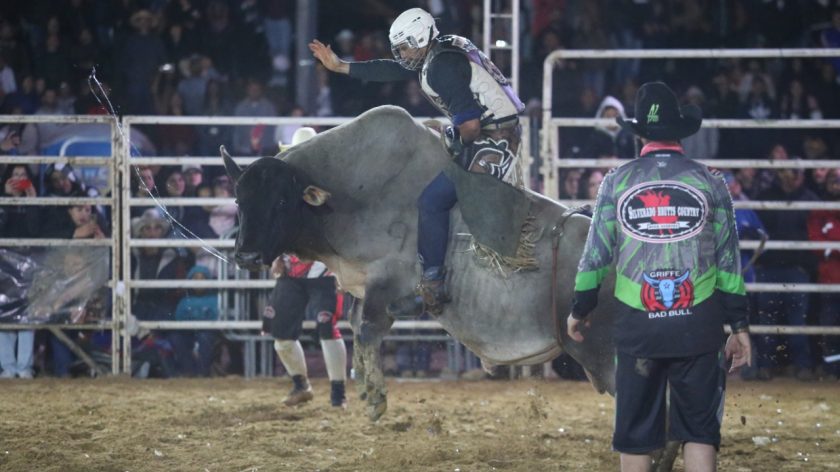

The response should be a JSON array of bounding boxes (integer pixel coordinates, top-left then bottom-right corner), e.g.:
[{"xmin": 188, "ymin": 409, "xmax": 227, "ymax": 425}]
[{"xmin": 617, "ymin": 82, "xmax": 702, "ymax": 141}]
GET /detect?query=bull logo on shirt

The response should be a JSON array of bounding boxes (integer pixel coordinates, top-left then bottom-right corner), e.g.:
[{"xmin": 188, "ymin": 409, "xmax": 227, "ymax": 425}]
[{"xmin": 641, "ymin": 269, "xmax": 694, "ymax": 311}]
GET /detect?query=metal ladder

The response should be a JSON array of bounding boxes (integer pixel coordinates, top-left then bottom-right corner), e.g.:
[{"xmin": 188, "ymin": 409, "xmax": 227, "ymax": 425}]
[{"xmin": 482, "ymin": 0, "xmax": 520, "ymax": 95}]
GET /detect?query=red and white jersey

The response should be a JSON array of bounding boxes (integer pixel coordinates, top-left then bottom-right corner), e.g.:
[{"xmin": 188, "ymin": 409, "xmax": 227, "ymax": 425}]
[{"xmin": 284, "ymin": 255, "xmax": 332, "ymax": 279}]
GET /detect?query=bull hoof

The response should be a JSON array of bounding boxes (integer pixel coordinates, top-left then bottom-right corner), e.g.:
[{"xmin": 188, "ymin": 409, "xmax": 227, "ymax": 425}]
[{"xmin": 367, "ymin": 398, "xmax": 387, "ymax": 421}]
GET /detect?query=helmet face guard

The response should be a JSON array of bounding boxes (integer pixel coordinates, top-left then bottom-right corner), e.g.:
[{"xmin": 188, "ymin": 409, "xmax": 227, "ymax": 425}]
[{"xmin": 390, "ymin": 33, "xmax": 427, "ymax": 71}]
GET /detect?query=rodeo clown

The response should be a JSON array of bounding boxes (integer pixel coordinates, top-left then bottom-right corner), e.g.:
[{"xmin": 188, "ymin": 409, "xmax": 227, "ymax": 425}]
[
  {"xmin": 567, "ymin": 82, "xmax": 752, "ymax": 472},
  {"xmin": 263, "ymin": 127, "xmax": 348, "ymax": 409},
  {"xmin": 309, "ymin": 8, "xmax": 524, "ymax": 316}
]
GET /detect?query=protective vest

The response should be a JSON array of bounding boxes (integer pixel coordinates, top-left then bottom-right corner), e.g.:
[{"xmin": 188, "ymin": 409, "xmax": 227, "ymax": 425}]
[{"xmin": 420, "ymin": 35, "xmax": 524, "ymax": 126}]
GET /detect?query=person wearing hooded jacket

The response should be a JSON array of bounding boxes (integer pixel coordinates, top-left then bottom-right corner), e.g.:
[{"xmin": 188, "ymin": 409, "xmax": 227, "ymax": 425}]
[
  {"xmin": 171, "ymin": 265, "xmax": 218, "ymax": 377},
  {"xmin": 582, "ymin": 95, "xmax": 635, "ymax": 159}
]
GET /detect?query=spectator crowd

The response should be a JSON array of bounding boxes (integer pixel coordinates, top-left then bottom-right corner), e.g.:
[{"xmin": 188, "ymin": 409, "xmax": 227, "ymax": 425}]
[{"xmin": 1, "ymin": 0, "xmax": 839, "ymax": 381}]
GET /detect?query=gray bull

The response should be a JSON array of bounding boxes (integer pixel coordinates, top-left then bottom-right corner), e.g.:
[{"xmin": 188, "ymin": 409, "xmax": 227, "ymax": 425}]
[{"xmin": 222, "ymin": 105, "xmax": 619, "ymax": 420}]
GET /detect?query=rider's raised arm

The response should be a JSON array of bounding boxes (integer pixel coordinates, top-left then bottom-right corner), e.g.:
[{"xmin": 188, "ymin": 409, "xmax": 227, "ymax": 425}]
[{"xmin": 348, "ymin": 59, "xmax": 416, "ymax": 82}]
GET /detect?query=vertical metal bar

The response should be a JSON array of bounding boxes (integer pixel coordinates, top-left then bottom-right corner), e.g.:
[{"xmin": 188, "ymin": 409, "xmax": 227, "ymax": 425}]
[
  {"xmin": 296, "ymin": 0, "xmax": 318, "ymax": 114},
  {"xmin": 483, "ymin": 0, "xmax": 491, "ymax": 57},
  {"xmin": 512, "ymin": 0, "xmax": 520, "ymax": 95},
  {"xmin": 110, "ymin": 117, "xmax": 121, "ymax": 375},
  {"xmin": 121, "ymin": 119, "xmax": 134, "ymax": 374},
  {"xmin": 520, "ymin": 117, "xmax": 531, "ymax": 187}
]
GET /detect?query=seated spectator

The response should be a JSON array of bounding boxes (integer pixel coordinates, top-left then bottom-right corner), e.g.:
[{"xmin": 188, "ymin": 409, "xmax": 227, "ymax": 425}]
[
  {"xmin": 779, "ymin": 78, "xmax": 823, "ymax": 120},
  {"xmin": 131, "ymin": 166, "xmax": 158, "ymax": 218},
  {"xmin": 1, "ymin": 164, "xmax": 41, "ymax": 238},
  {"xmin": 754, "ymin": 165, "xmax": 821, "ymax": 381},
  {"xmin": 182, "ymin": 183, "xmax": 216, "ymax": 239},
  {"xmin": 558, "ymin": 169, "xmax": 582, "ymax": 200},
  {"xmin": 182, "ymin": 163, "xmax": 204, "ymax": 197},
  {"xmin": 582, "ymin": 170, "xmax": 605, "ymax": 200},
  {"xmin": 171, "ymin": 265, "xmax": 218, "ymax": 377},
  {"xmin": 159, "ymin": 166, "xmax": 187, "ymax": 223},
  {"xmin": 208, "ymin": 175, "xmax": 236, "ymax": 238},
  {"xmin": 3, "ymin": 75, "xmax": 38, "ymax": 114},
  {"xmin": 130, "ymin": 208, "xmax": 187, "ymax": 321},
  {"xmin": 807, "ymin": 169, "xmax": 840, "ymax": 380},
  {"xmin": 41, "ymin": 203, "xmax": 106, "ymax": 240}
]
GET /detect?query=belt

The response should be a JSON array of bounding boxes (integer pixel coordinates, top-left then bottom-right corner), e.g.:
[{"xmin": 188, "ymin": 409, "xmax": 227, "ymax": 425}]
[{"xmin": 481, "ymin": 115, "xmax": 519, "ymax": 130}]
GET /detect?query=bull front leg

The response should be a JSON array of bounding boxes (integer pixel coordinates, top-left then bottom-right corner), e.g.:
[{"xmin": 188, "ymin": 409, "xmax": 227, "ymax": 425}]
[{"xmin": 355, "ymin": 280, "xmax": 396, "ymax": 421}]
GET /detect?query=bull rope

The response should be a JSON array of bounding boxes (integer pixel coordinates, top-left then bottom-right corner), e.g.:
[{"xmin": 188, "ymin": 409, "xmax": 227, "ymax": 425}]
[{"xmin": 466, "ymin": 216, "xmax": 541, "ymax": 275}]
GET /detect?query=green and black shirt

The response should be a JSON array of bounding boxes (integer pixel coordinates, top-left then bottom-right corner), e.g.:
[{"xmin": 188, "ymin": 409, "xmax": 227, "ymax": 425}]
[{"xmin": 572, "ymin": 143, "xmax": 749, "ymax": 357}]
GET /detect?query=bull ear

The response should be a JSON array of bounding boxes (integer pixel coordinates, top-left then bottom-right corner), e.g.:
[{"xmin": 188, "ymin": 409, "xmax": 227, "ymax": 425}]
[
  {"xmin": 302, "ymin": 185, "xmax": 331, "ymax": 206},
  {"xmin": 220, "ymin": 145, "xmax": 242, "ymax": 181}
]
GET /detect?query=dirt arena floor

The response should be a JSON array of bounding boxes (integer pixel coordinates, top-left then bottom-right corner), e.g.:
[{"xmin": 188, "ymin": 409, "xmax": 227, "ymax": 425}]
[{"xmin": 1, "ymin": 376, "xmax": 839, "ymax": 471}]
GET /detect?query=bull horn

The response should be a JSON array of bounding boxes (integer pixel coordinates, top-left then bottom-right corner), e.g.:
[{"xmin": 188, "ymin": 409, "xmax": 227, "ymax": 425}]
[{"xmin": 220, "ymin": 145, "xmax": 242, "ymax": 181}]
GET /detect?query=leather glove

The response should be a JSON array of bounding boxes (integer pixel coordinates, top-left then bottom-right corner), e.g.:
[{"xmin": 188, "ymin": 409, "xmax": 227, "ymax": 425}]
[{"xmin": 443, "ymin": 125, "xmax": 465, "ymax": 159}]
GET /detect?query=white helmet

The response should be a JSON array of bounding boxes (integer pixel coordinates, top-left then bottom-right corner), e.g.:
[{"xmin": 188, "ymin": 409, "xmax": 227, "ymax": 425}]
[{"xmin": 389, "ymin": 8, "xmax": 439, "ymax": 71}]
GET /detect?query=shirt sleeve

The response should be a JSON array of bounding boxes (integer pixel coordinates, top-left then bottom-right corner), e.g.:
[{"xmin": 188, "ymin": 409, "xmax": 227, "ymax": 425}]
[
  {"xmin": 348, "ymin": 60, "xmax": 416, "ymax": 82},
  {"xmin": 572, "ymin": 171, "xmax": 617, "ymax": 319},
  {"xmin": 426, "ymin": 52, "xmax": 483, "ymax": 126},
  {"xmin": 712, "ymin": 175, "xmax": 750, "ymax": 331}
]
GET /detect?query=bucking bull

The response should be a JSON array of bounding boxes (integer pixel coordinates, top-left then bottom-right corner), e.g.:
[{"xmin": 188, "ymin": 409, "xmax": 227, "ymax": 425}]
[{"xmin": 222, "ymin": 105, "xmax": 620, "ymax": 418}]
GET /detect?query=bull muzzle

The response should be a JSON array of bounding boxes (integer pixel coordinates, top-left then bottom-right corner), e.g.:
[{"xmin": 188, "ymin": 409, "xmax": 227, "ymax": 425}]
[{"xmin": 234, "ymin": 252, "xmax": 264, "ymax": 271}]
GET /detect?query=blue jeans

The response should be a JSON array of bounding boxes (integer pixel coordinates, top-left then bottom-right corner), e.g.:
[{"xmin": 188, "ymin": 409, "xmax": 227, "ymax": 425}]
[
  {"xmin": 0, "ymin": 330, "xmax": 34, "ymax": 376},
  {"xmin": 417, "ymin": 172, "xmax": 457, "ymax": 271},
  {"xmin": 50, "ymin": 332, "xmax": 76, "ymax": 377},
  {"xmin": 755, "ymin": 267, "xmax": 812, "ymax": 369}
]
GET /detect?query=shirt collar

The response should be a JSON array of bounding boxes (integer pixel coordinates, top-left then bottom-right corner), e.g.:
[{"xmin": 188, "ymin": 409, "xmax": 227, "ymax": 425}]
[{"xmin": 640, "ymin": 142, "xmax": 685, "ymax": 157}]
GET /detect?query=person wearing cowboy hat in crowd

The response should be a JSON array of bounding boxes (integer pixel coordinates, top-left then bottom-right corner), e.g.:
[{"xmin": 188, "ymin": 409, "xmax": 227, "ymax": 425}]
[{"xmin": 567, "ymin": 82, "xmax": 752, "ymax": 472}]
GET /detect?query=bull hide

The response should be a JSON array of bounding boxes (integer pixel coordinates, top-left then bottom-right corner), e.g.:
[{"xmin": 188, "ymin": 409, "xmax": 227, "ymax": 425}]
[{"xmin": 224, "ymin": 105, "xmax": 619, "ymax": 421}]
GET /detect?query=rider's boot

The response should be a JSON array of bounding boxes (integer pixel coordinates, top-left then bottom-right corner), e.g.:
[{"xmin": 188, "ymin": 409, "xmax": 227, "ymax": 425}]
[
  {"xmin": 386, "ymin": 267, "xmax": 451, "ymax": 318},
  {"xmin": 283, "ymin": 374, "xmax": 314, "ymax": 406}
]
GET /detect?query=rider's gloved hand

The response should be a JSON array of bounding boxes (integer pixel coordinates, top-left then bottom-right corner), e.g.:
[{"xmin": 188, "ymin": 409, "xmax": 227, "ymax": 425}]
[{"xmin": 443, "ymin": 125, "xmax": 465, "ymax": 160}]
